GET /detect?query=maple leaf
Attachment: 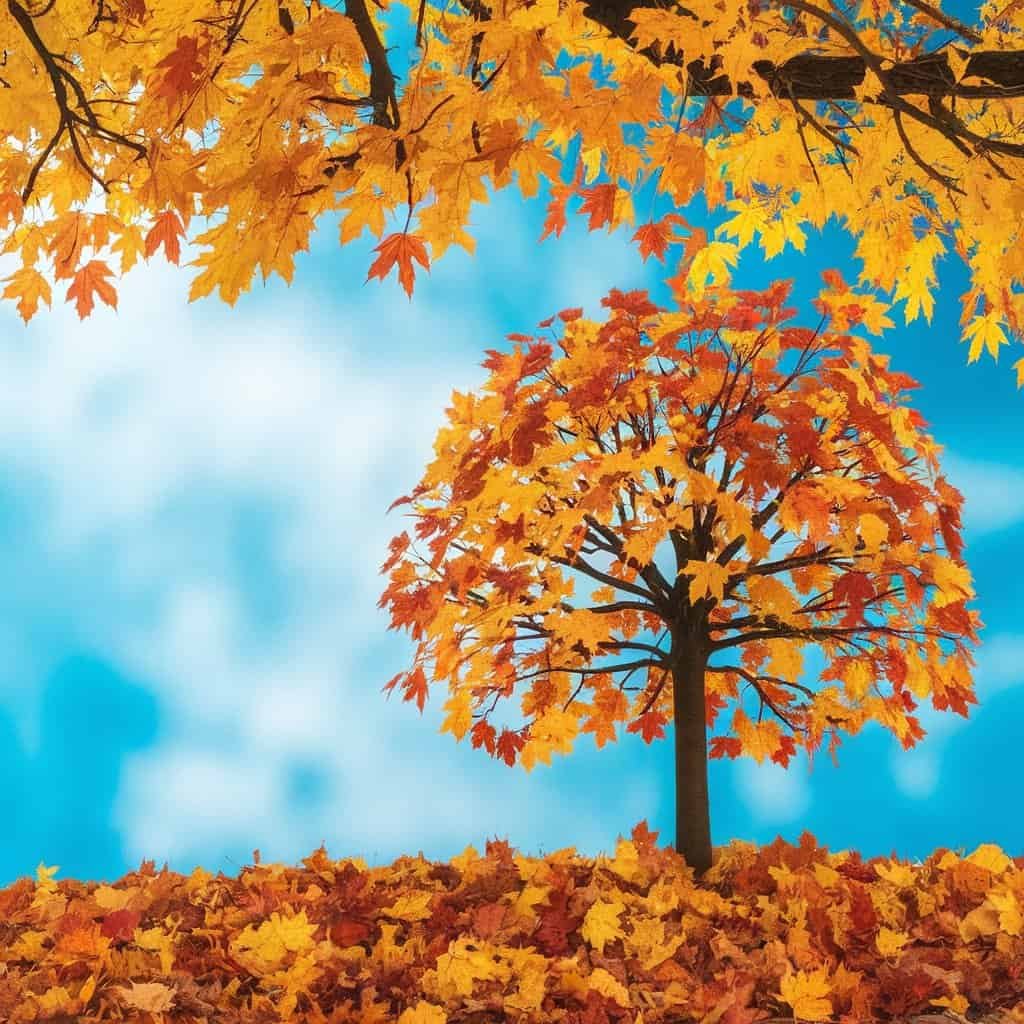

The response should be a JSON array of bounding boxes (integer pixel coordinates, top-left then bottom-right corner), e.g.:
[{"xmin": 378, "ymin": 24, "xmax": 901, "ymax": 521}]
[
  {"xmin": 576, "ymin": 183, "xmax": 617, "ymax": 232},
  {"xmin": 66, "ymin": 260, "xmax": 118, "ymax": 319},
  {"xmin": 144, "ymin": 210, "xmax": 186, "ymax": 265},
  {"xmin": 686, "ymin": 240, "xmax": 739, "ymax": 300},
  {"xmin": 2, "ymin": 266, "xmax": 52, "ymax": 323},
  {"xmin": 962, "ymin": 310, "xmax": 1009, "ymax": 363},
  {"xmin": 777, "ymin": 966, "xmax": 834, "ymax": 1021},
  {"xmin": 338, "ymin": 189, "xmax": 388, "ymax": 245},
  {"xmin": 152, "ymin": 35, "xmax": 209, "ymax": 106},
  {"xmin": 0, "ymin": 191, "xmax": 23, "ymax": 229},
  {"xmin": 631, "ymin": 213, "xmax": 689, "ymax": 263},
  {"xmin": 681, "ymin": 558, "xmax": 730, "ymax": 604},
  {"xmin": 365, "ymin": 232, "xmax": 430, "ymax": 299}
]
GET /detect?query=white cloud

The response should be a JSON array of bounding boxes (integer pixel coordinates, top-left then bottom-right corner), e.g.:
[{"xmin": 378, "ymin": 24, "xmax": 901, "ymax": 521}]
[
  {"xmin": 733, "ymin": 756, "xmax": 811, "ymax": 825},
  {"xmin": 937, "ymin": 451, "xmax": 1024, "ymax": 535},
  {"xmin": 889, "ymin": 747, "xmax": 939, "ymax": 799}
]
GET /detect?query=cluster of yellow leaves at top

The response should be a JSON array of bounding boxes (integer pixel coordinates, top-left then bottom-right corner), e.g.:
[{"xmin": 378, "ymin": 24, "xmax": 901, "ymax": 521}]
[{"xmin": 0, "ymin": 0, "xmax": 1022, "ymax": 381}]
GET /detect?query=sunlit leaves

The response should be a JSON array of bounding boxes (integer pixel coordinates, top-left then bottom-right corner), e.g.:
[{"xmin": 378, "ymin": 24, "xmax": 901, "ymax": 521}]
[
  {"xmin": 963, "ymin": 309, "xmax": 1010, "ymax": 363},
  {"xmin": 365, "ymin": 233, "xmax": 431, "ymax": 299},
  {"xmin": 378, "ymin": 273, "xmax": 981, "ymax": 778},
  {"xmin": 1, "ymin": 266, "xmax": 52, "ymax": 323},
  {"xmin": 0, "ymin": 0, "xmax": 1017, "ymax": 386}
]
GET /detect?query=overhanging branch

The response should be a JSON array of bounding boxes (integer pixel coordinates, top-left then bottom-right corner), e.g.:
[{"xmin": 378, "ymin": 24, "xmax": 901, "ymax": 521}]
[{"xmin": 578, "ymin": 0, "xmax": 1024, "ymax": 101}]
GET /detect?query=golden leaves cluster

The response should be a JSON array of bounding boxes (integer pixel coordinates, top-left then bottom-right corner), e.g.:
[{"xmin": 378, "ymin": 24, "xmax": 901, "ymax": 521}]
[{"xmin": 0, "ymin": 0, "xmax": 1022, "ymax": 382}]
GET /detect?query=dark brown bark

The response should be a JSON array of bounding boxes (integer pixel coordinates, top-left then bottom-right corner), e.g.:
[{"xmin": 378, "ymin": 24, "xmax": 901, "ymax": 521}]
[
  {"xmin": 579, "ymin": 0, "xmax": 1024, "ymax": 101},
  {"xmin": 671, "ymin": 625, "xmax": 713, "ymax": 879}
]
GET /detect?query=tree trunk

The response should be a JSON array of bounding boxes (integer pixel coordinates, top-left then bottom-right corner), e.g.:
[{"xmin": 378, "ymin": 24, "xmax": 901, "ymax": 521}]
[{"xmin": 671, "ymin": 639, "xmax": 712, "ymax": 879}]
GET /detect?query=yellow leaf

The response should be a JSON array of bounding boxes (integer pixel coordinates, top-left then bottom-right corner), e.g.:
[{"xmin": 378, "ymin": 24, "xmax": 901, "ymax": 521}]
[
  {"xmin": 841, "ymin": 659, "xmax": 874, "ymax": 700},
  {"xmin": 681, "ymin": 558, "xmax": 730, "ymax": 603},
  {"xmin": 962, "ymin": 310, "xmax": 1009, "ymax": 363},
  {"xmin": 581, "ymin": 145, "xmax": 603, "ymax": 184},
  {"xmin": 966, "ymin": 843, "xmax": 1011, "ymax": 875},
  {"xmin": 892, "ymin": 233, "xmax": 943, "ymax": 324},
  {"xmin": 777, "ymin": 966, "xmax": 834, "ymax": 1022},
  {"xmin": 928, "ymin": 554, "xmax": 974, "ymax": 607},
  {"xmin": 440, "ymin": 689, "xmax": 473, "ymax": 740},
  {"xmin": 338, "ymin": 188, "xmax": 387, "ymax": 245},
  {"xmin": 229, "ymin": 909, "xmax": 317, "ymax": 967},
  {"xmin": 746, "ymin": 575, "xmax": 799, "ymax": 620},
  {"xmin": 686, "ymin": 241, "xmax": 738, "ymax": 301},
  {"xmin": 875, "ymin": 926, "xmax": 911, "ymax": 958},
  {"xmin": 2, "ymin": 266, "xmax": 52, "ymax": 322},
  {"xmin": 717, "ymin": 200, "xmax": 766, "ymax": 248},
  {"xmin": 766, "ymin": 638, "xmax": 803, "ymax": 682},
  {"xmin": 580, "ymin": 897, "xmax": 626, "ymax": 954},
  {"xmin": 858, "ymin": 512, "xmax": 889, "ymax": 549},
  {"xmin": 733, "ymin": 709, "xmax": 784, "ymax": 764}
]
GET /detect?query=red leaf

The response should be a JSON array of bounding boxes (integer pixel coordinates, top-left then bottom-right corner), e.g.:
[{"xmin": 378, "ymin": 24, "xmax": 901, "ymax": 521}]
[
  {"xmin": 495, "ymin": 727, "xmax": 526, "ymax": 766},
  {"xmin": 832, "ymin": 571, "xmax": 876, "ymax": 627},
  {"xmin": 709, "ymin": 734, "xmax": 744, "ymax": 759},
  {"xmin": 626, "ymin": 710, "xmax": 667, "ymax": 743}
]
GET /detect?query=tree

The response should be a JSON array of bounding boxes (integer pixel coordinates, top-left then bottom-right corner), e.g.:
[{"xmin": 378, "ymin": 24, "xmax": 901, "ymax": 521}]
[
  {"xmin": 377, "ymin": 269, "xmax": 982, "ymax": 878},
  {"xmin": 0, "ymin": 0, "xmax": 1023, "ymax": 382}
]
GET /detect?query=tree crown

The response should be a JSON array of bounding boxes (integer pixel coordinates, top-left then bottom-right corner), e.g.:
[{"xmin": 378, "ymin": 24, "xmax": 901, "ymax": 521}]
[{"xmin": 378, "ymin": 271, "xmax": 982, "ymax": 774}]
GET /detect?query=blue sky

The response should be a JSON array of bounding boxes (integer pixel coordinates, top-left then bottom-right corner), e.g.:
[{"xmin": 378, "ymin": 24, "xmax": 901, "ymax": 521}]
[{"xmin": 1, "ymin": 0, "xmax": 1021, "ymax": 890}]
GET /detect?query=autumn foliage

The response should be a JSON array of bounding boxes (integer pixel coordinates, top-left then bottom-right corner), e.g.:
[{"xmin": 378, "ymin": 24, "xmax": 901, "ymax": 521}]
[
  {"xmin": 1, "ymin": 0, "xmax": 1024, "ymax": 382},
  {"xmin": 378, "ymin": 269, "xmax": 982, "ymax": 874},
  {"xmin": 1, "ymin": 827, "xmax": 1022, "ymax": 1023}
]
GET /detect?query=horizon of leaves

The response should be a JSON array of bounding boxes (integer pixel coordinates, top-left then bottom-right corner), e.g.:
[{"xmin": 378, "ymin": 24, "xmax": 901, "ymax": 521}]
[{"xmin": 2, "ymin": 825, "xmax": 1019, "ymax": 1021}]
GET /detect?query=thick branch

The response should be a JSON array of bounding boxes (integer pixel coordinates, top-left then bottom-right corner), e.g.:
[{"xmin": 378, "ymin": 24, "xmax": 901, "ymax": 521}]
[{"xmin": 578, "ymin": 0, "xmax": 1024, "ymax": 100}]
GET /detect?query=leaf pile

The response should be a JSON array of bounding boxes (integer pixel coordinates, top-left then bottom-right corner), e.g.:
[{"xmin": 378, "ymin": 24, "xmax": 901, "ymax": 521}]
[{"xmin": 0, "ymin": 824, "xmax": 1022, "ymax": 1023}]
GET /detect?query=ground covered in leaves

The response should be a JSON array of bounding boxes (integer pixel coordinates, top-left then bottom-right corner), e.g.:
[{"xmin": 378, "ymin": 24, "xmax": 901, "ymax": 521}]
[{"xmin": 0, "ymin": 824, "xmax": 1021, "ymax": 1024}]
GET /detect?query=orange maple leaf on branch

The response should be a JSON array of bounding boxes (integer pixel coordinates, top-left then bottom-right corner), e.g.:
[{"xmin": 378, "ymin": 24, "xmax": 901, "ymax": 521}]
[
  {"xmin": 378, "ymin": 270, "xmax": 982, "ymax": 877},
  {"xmin": 365, "ymin": 232, "xmax": 431, "ymax": 299}
]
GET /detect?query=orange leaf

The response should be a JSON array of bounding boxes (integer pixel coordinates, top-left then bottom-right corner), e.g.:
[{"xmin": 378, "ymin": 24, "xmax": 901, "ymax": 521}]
[
  {"xmin": 365, "ymin": 233, "xmax": 430, "ymax": 299},
  {"xmin": 66, "ymin": 260, "xmax": 118, "ymax": 319},
  {"xmin": 631, "ymin": 213, "xmax": 689, "ymax": 263},
  {"xmin": 2, "ymin": 266, "xmax": 52, "ymax": 323},
  {"xmin": 144, "ymin": 210, "xmax": 186, "ymax": 265},
  {"xmin": 153, "ymin": 35, "xmax": 208, "ymax": 104}
]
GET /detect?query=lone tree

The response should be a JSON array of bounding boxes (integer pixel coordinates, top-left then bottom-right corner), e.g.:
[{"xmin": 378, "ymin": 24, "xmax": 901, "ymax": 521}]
[
  {"xmin": 0, "ymin": 0, "xmax": 1023, "ymax": 382},
  {"xmin": 378, "ymin": 269, "xmax": 982, "ymax": 877}
]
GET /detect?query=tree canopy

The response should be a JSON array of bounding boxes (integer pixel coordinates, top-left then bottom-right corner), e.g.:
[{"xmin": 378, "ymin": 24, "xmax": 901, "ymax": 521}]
[
  {"xmin": 377, "ymin": 269, "xmax": 982, "ymax": 873},
  {"xmin": 0, "ymin": 0, "xmax": 1023, "ymax": 382}
]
